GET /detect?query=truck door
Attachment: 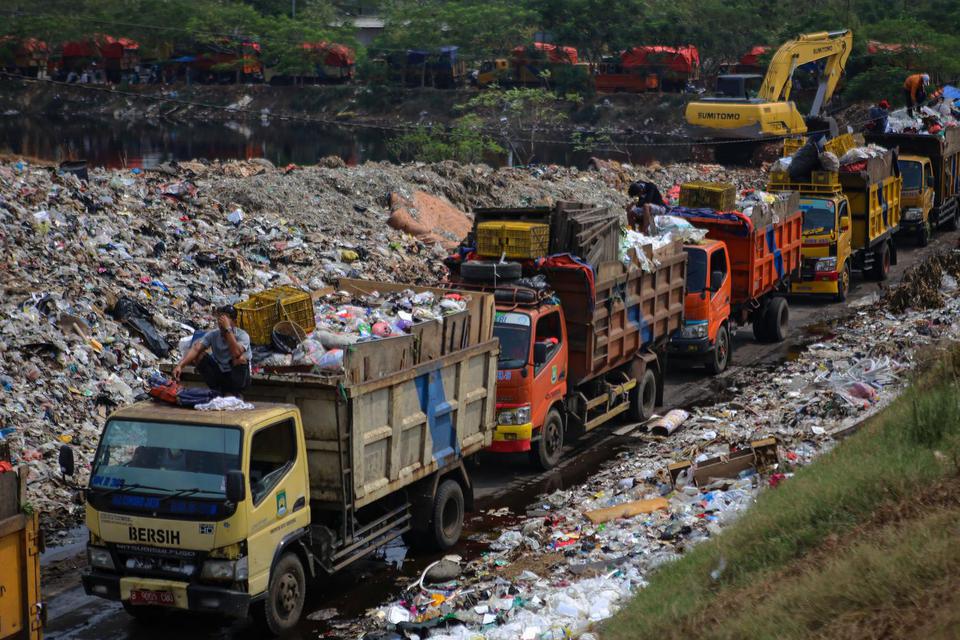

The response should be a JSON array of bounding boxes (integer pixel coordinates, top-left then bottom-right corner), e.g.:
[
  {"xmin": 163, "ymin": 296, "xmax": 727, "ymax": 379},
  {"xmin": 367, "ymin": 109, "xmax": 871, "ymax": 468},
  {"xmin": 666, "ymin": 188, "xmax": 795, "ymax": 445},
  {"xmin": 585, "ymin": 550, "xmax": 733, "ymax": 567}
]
[
  {"xmin": 709, "ymin": 246, "xmax": 730, "ymax": 339},
  {"xmin": 245, "ymin": 419, "xmax": 309, "ymax": 596},
  {"xmin": 531, "ymin": 310, "xmax": 566, "ymax": 429}
]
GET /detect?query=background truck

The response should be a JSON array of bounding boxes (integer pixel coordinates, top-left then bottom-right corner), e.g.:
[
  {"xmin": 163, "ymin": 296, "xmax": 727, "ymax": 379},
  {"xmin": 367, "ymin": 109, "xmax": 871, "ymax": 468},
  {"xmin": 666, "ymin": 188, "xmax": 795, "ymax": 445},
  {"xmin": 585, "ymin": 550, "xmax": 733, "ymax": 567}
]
[
  {"xmin": 768, "ymin": 149, "xmax": 902, "ymax": 301},
  {"xmin": 446, "ymin": 204, "xmax": 686, "ymax": 469},
  {"xmin": 865, "ymin": 128, "xmax": 960, "ymax": 244},
  {"xmin": 0, "ymin": 458, "xmax": 44, "ymax": 640},
  {"xmin": 75, "ymin": 279, "xmax": 498, "ymax": 635},
  {"xmin": 667, "ymin": 199, "xmax": 803, "ymax": 374}
]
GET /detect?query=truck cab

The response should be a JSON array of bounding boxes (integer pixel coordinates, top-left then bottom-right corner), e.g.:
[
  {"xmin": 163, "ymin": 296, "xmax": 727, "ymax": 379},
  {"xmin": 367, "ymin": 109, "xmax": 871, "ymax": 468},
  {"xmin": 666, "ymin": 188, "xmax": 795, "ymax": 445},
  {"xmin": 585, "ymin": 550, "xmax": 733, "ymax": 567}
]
[
  {"xmin": 82, "ymin": 403, "xmax": 311, "ymax": 627},
  {"xmin": 671, "ymin": 241, "xmax": 732, "ymax": 373},
  {"xmin": 898, "ymin": 154, "xmax": 935, "ymax": 245},
  {"xmin": 476, "ymin": 59, "xmax": 509, "ymax": 86},
  {"xmin": 490, "ymin": 303, "xmax": 568, "ymax": 467},
  {"xmin": 791, "ymin": 192, "xmax": 853, "ymax": 299}
]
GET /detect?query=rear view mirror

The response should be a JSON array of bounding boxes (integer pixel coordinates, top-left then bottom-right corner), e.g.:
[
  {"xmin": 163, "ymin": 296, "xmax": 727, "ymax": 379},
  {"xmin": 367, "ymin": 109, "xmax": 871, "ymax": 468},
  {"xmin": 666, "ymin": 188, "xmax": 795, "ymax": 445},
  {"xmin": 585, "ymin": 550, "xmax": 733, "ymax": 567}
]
[
  {"xmin": 710, "ymin": 270, "xmax": 724, "ymax": 292},
  {"xmin": 533, "ymin": 342, "xmax": 548, "ymax": 365},
  {"xmin": 839, "ymin": 216, "xmax": 850, "ymax": 231},
  {"xmin": 927, "ymin": 175, "xmax": 935, "ymax": 188},
  {"xmin": 59, "ymin": 445, "xmax": 75, "ymax": 477},
  {"xmin": 225, "ymin": 470, "xmax": 246, "ymax": 504}
]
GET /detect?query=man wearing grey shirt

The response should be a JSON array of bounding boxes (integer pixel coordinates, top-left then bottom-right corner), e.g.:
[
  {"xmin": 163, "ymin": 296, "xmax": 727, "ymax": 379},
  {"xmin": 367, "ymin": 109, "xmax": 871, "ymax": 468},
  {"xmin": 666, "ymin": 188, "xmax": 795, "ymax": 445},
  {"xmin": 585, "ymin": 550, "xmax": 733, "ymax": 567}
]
[{"xmin": 172, "ymin": 305, "xmax": 252, "ymax": 395}]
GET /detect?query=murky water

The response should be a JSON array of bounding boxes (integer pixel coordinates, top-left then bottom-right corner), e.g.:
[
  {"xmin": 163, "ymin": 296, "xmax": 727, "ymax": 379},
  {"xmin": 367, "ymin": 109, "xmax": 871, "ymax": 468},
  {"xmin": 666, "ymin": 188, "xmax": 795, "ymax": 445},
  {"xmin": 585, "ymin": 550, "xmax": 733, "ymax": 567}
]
[{"xmin": 0, "ymin": 114, "xmax": 692, "ymax": 169}]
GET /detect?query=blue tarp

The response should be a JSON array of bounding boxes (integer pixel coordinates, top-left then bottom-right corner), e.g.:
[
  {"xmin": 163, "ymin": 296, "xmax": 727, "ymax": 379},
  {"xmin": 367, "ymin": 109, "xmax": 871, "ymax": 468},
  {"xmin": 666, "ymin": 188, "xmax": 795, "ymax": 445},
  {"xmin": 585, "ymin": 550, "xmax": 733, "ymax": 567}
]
[{"xmin": 942, "ymin": 85, "xmax": 960, "ymax": 101}]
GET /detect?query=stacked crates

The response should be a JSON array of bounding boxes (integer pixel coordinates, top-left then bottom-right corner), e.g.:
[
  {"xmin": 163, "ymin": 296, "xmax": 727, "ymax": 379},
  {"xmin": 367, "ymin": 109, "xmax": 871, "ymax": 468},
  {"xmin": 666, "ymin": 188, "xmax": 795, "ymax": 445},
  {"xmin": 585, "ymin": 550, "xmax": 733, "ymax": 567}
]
[
  {"xmin": 236, "ymin": 286, "xmax": 317, "ymax": 345},
  {"xmin": 679, "ymin": 181, "xmax": 737, "ymax": 211},
  {"xmin": 475, "ymin": 221, "xmax": 550, "ymax": 259}
]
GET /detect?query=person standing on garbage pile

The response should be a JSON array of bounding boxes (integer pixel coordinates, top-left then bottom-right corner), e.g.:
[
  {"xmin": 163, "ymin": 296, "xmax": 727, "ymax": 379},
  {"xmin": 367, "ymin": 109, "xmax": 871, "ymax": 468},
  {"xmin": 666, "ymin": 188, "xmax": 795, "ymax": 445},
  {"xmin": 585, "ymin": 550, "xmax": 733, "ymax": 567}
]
[
  {"xmin": 866, "ymin": 99, "xmax": 890, "ymax": 132},
  {"xmin": 172, "ymin": 305, "xmax": 252, "ymax": 395},
  {"xmin": 626, "ymin": 180, "xmax": 666, "ymax": 234},
  {"xmin": 904, "ymin": 73, "xmax": 930, "ymax": 117}
]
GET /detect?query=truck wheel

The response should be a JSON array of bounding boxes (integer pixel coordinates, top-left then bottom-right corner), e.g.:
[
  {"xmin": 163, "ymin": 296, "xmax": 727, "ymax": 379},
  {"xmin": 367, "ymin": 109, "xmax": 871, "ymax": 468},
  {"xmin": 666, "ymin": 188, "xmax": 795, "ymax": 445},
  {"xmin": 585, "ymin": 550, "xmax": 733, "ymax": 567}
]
[
  {"xmin": 459, "ymin": 260, "xmax": 521, "ymax": 283},
  {"xmin": 752, "ymin": 302, "xmax": 769, "ymax": 342},
  {"xmin": 431, "ymin": 479, "xmax": 464, "ymax": 550},
  {"xmin": 763, "ymin": 297, "xmax": 789, "ymax": 342},
  {"xmin": 706, "ymin": 324, "xmax": 729, "ymax": 375},
  {"xmin": 868, "ymin": 243, "xmax": 891, "ymax": 281},
  {"xmin": 835, "ymin": 263, "xmax": 851, "ymax": 303},
  {"xmin": 260, "ymin": 553, "xmax": 306, "ymax": 635},
  {"xmin": 530, "ymin": 410, "xmax": 564, "ymax": 470},
  {"xmin": 628, "ymin": 368, "xmax": 657, "ymax": 421},
  {"xmin": 918, "ymin": 222, "xmax": 930, "ymax": 247}
]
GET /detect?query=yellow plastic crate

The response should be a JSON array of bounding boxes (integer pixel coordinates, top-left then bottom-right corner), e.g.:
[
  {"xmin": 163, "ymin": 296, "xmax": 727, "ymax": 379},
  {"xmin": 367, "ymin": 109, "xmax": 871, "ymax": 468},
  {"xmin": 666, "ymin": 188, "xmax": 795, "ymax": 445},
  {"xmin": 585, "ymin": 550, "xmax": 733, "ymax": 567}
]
[
  {"xmin": 476, "ymin": 221, "xmax": 550, "ymax": 259},
  {"xmin": 824, "ymin": 133, "xmax": 856, "ymax": 158},
  {"xmin": 812, "ymin": 170, "xmax": 839, "ymax": 186},
  {"xmin": 679, "ymin": 181, "xmax": 737, "ymax": 211},
  {"xmin": 236, "ymin": 286, "xmax": 316, "ymax": 345},
  {"xmin": 782, "ymin": 137, "xmax": 805, "ymax": 157}
]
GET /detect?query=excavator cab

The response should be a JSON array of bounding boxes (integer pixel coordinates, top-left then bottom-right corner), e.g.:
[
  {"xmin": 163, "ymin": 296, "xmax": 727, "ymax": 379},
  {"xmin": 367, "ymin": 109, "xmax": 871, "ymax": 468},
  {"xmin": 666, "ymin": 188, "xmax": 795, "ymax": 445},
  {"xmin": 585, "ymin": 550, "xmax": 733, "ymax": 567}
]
[{"xmin": 713, "ymin": 74, "xmax": 763, "ymax": 100}]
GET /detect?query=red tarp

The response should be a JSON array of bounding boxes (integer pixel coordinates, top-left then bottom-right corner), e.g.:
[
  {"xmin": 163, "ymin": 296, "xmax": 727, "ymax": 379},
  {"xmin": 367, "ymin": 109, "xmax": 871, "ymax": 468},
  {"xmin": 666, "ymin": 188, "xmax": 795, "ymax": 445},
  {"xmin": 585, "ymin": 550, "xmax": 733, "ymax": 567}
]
[
  {"xmin": 300, "ymin": 42, "xmax": 355, "ymax": 67},
  {"xmin": 96, "ymin": 35, "xmax": 139, "ymax": 59},
  {"xmin": 866, "ymin": 40, "xmax": 931, "ymax": 55},
  {"xmin": 512, "ymin": 42, "xmax": 578, "ymax": 64},
  {"xmin": 620, "ymin": 45, "xmax": 700, "ymax": 74},
  {"xmin": 739, "ymin": 45, "xmax": 770, "ymax": 67}
]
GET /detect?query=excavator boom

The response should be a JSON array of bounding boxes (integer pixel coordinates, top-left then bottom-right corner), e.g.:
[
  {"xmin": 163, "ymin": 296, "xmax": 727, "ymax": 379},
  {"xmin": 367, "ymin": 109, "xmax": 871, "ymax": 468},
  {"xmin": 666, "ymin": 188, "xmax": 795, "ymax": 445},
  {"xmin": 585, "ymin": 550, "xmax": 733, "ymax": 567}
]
[{"xmin": 759, "ymin": 30, "xmax": 852, "ymax": 114}]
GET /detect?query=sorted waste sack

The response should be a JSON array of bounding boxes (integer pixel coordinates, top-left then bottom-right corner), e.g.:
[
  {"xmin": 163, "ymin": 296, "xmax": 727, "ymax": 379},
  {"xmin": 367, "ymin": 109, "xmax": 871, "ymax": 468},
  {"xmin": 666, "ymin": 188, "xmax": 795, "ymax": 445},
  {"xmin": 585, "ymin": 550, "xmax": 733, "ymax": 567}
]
[
  {"xmin": 110, "ymin": 296, "xmax": 171, "ymax": 357},
  {"xmin": 788, "ymin": 137, "xmax": 822, "ymax": 181}
]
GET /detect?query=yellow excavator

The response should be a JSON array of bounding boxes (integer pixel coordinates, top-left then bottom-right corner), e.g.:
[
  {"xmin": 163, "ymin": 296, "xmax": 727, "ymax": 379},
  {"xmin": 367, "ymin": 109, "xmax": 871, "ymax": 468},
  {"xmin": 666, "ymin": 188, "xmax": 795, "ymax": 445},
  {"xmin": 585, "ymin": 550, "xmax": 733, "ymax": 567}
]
[{"xmin": 686, "ymin": 30, "xmax": 852, "ymax": 162}]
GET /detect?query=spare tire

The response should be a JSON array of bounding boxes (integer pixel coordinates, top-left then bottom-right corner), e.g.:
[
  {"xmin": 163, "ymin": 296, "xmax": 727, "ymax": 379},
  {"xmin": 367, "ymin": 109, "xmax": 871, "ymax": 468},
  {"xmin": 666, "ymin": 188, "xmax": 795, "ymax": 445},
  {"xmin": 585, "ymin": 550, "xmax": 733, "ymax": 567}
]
[{"xmin": 459, "ymin": 260, "xmax": 522, "ymax": 283}]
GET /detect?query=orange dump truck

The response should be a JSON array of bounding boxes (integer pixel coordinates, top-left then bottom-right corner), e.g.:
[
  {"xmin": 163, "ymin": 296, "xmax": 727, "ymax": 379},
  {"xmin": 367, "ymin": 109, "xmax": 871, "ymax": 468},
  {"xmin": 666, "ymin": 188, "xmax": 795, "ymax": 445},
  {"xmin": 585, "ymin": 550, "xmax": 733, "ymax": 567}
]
[{"xmin": 668, "ymin": 202, "xmax": 803, "ymax": 373}]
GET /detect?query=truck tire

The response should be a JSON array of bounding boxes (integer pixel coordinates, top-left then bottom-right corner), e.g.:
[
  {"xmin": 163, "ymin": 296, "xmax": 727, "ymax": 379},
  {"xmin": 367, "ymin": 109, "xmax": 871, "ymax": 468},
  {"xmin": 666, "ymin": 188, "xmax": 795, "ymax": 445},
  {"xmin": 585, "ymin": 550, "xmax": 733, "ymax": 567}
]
[
  {"xmin": 752, "ymin": 306, "xmax": 769, "ymax": 342},
  {"xmin": 259, "ymin": 553, "xmax": 306, "ymax": 635},
  {"xmin": 629, "ymin": 368, "xmax": 657, "ymax": 421},
  {"xmin": 459, "ymin": 260, "xmax": 521, "ymax": 283},
  {"xmin": 868, "ymin": 243, "xmax": 891, "ymax": 281},
  {"xmin": 763, "ymin": 297, "xmax": 789, "ymax": 342},
  {"xmin": 530, "ymin": 410, "xmax": 564, "ymax": 470},
  {"xmin": 431, "ymin": 479, "xmax": 464, "ymax": 550},
  {"xmin": 918, "ymin": 222, "xmax": 930, "ymax": 247},
  {"xmin": 706, "ymin": 324, "xmax": 730, "ymax": 375},
  {"xmin": 835, "ymin": 262, "xmax": 851, "ymax": 303}
]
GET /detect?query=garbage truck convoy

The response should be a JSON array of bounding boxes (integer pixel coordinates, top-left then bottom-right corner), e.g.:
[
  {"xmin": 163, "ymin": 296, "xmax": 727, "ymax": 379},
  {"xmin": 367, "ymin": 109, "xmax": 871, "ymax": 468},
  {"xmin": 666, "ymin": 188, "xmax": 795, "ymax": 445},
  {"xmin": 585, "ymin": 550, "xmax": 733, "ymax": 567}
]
[{"xmin": 73, "ymin": 280, "xmax": 499, "ymax": 634}]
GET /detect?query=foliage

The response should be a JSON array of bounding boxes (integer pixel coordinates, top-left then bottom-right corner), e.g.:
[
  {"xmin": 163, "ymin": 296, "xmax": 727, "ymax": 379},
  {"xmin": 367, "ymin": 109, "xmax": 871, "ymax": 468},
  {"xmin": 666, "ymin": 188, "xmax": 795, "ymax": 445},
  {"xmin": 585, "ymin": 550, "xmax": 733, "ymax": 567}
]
[
  {"xmin": 459, "ymin": 87, "xmax": 570, "ymax": 164},
  {"xmin": 387, "ymin": 114, "xmax": 502, "ymax": 163}
]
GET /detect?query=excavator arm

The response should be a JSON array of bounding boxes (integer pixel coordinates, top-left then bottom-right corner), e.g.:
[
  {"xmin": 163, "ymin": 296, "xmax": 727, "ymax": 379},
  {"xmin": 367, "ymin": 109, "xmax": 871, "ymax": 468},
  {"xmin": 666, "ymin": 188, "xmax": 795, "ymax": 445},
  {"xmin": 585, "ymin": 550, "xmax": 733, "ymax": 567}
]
[{"xmin": 758, "ymin": 30, "xmax": 852, "ymax": 115}]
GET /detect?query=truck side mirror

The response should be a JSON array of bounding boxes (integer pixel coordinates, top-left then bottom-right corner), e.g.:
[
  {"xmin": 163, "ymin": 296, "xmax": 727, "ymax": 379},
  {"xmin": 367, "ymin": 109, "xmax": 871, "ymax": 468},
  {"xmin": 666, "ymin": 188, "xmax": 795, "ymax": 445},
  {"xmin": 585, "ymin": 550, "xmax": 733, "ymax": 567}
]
[
  {"xmin": 59, "ymin": 445, "xmax": 75, "ymax": 477},
  {"xmin": 533, "ymin": 342, "xmax": 548, "ymax": 365},
  {"xmin": 710, "ymin": 270, "xmax": 724, "ymax": 292},
  {"xmin": 839, "ymin": 216, "xmax": 850, "ymax": 231},
  {"xmin": 225, "ymin": 470, "xmax": 246, "ymax": 504},
  {"xmin": 927, "ymin": 175, "xmax": 935, "ymax": 188}
]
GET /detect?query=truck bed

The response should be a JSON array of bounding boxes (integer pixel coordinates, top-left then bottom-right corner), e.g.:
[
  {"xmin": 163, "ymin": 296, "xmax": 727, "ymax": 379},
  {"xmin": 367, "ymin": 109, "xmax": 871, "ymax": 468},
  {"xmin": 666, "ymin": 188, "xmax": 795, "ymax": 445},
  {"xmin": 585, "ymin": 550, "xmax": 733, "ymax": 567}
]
[
  {"xmin": 865, "ymin": 129, "xmax": 960, "ymax": 210},
  {"xmin": 543, "ymin": 243, "xmax": 686, "ymax": 386},
  {"xmin": 672, "ymin": 207, "xmax": 803, "ymax": 305}
]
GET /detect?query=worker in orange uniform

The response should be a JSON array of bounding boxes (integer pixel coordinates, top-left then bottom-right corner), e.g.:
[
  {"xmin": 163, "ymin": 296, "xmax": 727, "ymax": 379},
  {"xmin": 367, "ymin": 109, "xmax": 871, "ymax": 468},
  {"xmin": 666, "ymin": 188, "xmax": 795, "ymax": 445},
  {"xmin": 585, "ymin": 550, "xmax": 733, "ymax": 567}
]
[{"xmin": 904, "ymin": 73, "xmax": 930, "ymax": 117}]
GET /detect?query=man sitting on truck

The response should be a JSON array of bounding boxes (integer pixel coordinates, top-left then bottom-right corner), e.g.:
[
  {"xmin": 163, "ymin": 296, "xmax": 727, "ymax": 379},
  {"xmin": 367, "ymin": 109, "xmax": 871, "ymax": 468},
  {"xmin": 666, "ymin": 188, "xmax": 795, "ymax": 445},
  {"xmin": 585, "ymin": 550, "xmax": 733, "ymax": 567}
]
[
  {"xmin": 626, "ymin": 180, "xmax": 667, "ymax": 234},
  {"xmin": 172, "ymin": 305, "xmax": 252, "ymax": 395},
  {"xmin": 904, "ymin": 73, "xmax": 930, "ymax": 117}
]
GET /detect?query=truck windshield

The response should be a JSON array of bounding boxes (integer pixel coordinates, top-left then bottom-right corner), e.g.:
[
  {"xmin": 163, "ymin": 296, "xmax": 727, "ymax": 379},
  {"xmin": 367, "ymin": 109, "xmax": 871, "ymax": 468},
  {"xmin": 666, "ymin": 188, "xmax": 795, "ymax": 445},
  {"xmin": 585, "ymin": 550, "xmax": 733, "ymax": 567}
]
[
  {"xmin": 91, "ymin": 420, "xmax": 241, "ymax": 497},
  {"xmin": 899, "ymin": 160, "xmax": 922, "ymax": 191},
  {"xmin": 800, "ymin": 198, "xmax": 836, "ymax": 235},
  {"xmin": 683, "ymin": 247, "xmax": 708, "ymax": 293},
  {"xmin": 494, "ymin": 312, "xmax": 531, "ymax": 369}
]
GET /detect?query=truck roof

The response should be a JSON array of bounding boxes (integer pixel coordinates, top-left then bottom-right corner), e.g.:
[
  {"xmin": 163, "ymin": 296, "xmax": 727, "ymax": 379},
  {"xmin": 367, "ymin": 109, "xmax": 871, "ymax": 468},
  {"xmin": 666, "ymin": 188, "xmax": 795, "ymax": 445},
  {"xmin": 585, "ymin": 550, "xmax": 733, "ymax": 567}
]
[{"xmin": 109, "ymin": 400, "xmax": 296, "ymax": 430}]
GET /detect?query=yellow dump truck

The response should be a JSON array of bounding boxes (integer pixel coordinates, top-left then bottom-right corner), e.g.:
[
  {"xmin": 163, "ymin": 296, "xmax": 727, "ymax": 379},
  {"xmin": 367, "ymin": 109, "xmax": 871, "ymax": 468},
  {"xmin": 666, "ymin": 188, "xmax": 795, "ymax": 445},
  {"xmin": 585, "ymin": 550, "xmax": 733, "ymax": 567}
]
[
  {"xmin": 74, "ymin": 280, "xmax": 498, "ymax": 634},
  {"xmin": 865, "ymin": 128, "xmax": 960, "ymax": 245},
  {"xmin": 0, "ymin": 465, "xmax": 44, "ymax": 640},
  {"xmin": 768, "ymin": 148, "xmax": 902, "ymax": 301}
]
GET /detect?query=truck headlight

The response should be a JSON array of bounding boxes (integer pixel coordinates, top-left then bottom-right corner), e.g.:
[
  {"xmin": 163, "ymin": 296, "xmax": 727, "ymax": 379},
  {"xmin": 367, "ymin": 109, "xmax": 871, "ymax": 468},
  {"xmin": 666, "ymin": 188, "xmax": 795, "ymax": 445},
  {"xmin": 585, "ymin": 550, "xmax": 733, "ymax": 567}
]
[
  {"xmin": 88, "ymin": 546, "xmax": 115, "ymax": 571},
  {"xmin": 201, "ymin": 559, "xmax": 240, "ymax": 582},
  {"xmin": 498, "ymin": 405, "xmax": 531, "ymax": 425},
  {"xmin": 815, "ymin": 257, "xmax": 837, "ymax": 272},
  {"xmin": 903, "ymin": 207, "xmax": 923, "ymax": 221},
  {"xmin": 681, "ymin": 323, "xmax": 708, "ymax": 339}
]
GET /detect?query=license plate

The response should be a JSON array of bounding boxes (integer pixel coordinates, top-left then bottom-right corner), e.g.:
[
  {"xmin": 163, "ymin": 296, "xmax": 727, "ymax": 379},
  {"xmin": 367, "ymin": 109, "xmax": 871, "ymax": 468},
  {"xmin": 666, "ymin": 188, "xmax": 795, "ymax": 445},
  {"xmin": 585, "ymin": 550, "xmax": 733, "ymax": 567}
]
[
  {"xmin": 129, "ymin": 589, "xmax": 175, "ymax": 606},
  {"xmin": 687, "ymin": 345, "xmax": 698, "ymax": 352}
]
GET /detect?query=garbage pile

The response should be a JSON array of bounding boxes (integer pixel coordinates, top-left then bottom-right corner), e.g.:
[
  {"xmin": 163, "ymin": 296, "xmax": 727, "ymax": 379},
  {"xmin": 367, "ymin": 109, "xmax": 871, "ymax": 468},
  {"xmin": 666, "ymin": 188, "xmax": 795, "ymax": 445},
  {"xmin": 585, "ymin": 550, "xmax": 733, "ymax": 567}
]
[
  {"xmin": 885, "ymin": 97, "xmax": 960, "ymax": 135},
  {"xmin": 353, "ymin": 252, "xmax": 960, "ymax": 640}
]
